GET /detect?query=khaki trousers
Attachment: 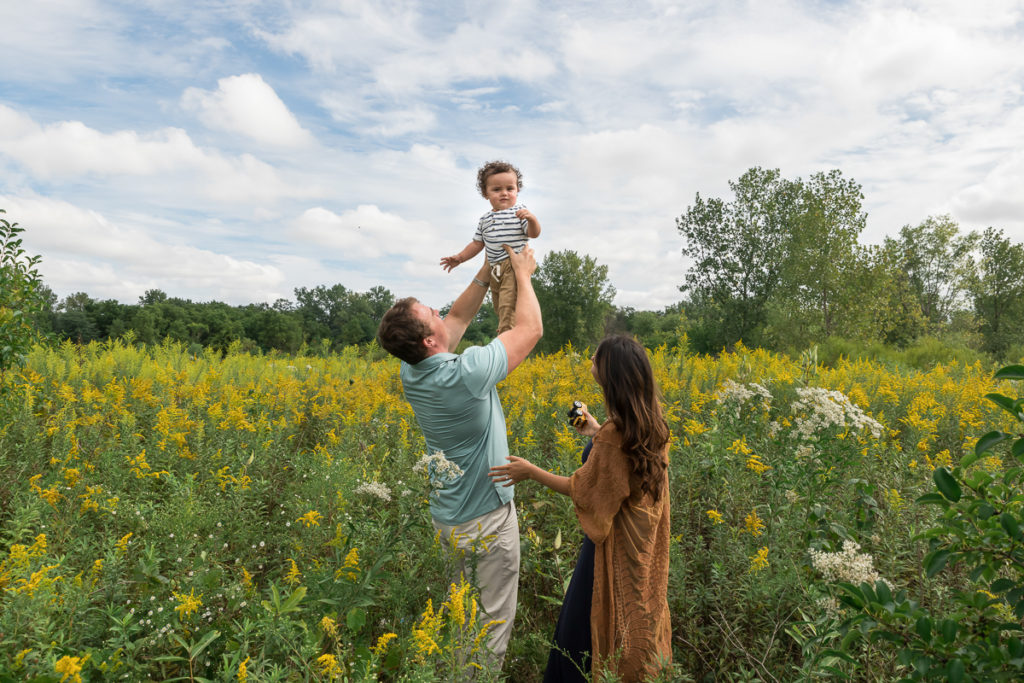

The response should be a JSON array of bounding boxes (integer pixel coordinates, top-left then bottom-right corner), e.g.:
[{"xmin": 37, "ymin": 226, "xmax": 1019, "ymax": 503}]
[
  {"xmin": 489, "ymin": 262, "xmax": 518, "ymax": 335},
  {"xmin": 432, "ymin": 501, "xmax": 520, "ymax": 668}
]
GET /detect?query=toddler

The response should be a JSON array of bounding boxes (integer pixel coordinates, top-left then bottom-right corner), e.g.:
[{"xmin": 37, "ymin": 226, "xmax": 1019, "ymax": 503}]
[{"xmin": 441, "ymin": 160, "xmax": 542, "ymax": 334}]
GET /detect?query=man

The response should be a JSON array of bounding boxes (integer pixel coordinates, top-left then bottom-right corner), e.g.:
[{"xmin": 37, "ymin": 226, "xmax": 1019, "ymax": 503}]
[{"xmin": 376, "ymin": 245, "xmax": 542, "ymax": 666}]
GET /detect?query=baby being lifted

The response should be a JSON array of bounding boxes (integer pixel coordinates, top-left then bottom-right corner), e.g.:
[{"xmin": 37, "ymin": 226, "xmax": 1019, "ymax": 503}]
[{"xmin": 440, "ymin": 160, "xmax": 542, "ymax": 334}]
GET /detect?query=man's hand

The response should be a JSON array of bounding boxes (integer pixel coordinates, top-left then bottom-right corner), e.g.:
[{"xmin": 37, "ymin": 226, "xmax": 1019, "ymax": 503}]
[
  {"xmin": 503, "ymin": 244, "xmax": 536, "ymax": 277},
  {"xmin": 440, "ymin": 255, "xmax": 461, "ymax": 272}
]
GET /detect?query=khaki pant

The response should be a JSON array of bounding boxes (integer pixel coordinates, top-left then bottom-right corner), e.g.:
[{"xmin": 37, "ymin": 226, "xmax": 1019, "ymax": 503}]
[
  {"xmin": 432, "ymin": 501, "xmax": 520, "ymax": 668},
  {"xmin": 489, "ymin": 261, "xmax": 518, "ymax": 335}
]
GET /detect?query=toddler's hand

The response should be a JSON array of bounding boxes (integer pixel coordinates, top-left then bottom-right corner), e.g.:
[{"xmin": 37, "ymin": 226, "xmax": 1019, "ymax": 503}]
[
  {"xmin": 516, "ymin": 208, "xmax": 536, "ymax": 223},
  {"xmin": 440, "ymin": 255, "xmax": 461, "ymax": 272}
]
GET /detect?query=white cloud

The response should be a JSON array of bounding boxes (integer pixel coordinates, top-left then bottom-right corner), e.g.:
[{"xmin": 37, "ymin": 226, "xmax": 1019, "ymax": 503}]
[
  {"xmin": 289, "ymin": 205, "xmax": 438, "ymax": 260},
  {"xmin": 0, "ymin": 104, "xmax": 322, "ymax": 203},
  {"xmin": 182, "ymin": 73, "xmax": 315, "ymax": 147},
  {"xmin": 950, "ymin": 151, "xmax": 1024, "ymax": 228},
  {"xmin": 320, "ymin": 93, "xmax": 437, "ymax": 137},
  {"xmin": 4, "ymin": 195, "xmax": 286, "ymax": 303}
]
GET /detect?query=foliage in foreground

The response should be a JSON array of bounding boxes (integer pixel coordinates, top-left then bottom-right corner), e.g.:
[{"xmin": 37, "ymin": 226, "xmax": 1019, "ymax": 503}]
[
  {"xmin": 0, "ymin": 340, "xmax": 1018, "ymax": 681},
  {"xmin": 817, "ymin": 364, "xmax": 1024, "ymax": 681}
]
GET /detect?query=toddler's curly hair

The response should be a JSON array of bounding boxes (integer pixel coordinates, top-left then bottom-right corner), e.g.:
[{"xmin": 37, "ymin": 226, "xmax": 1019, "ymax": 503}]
[{"xmin": 476, "ymin": 161, "xmax": 523, "ymax": 198}]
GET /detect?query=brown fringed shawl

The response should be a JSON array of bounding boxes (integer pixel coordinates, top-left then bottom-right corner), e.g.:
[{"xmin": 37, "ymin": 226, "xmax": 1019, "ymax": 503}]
[{"xmin": 568, "ymin": 422, "xmax": 672, "ymax": 682}]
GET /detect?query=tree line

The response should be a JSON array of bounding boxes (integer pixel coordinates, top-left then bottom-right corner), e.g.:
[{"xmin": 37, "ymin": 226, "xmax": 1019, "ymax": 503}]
[
  {"xmin": 5, "ymin": 164, "xmax": 1024, "ymax": 364},
  {"xmin": 676, "ymin": 167, "xmax": 1024, "ymax": 361},
  {"xmin": 27, "ymin": 252, "xmax": 623, "ymax": 356}
]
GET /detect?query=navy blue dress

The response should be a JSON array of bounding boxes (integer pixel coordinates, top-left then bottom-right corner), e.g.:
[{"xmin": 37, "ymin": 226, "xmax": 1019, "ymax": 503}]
[{"xmin": 543, "ymin": 439, "xmax": 594, "ymax": 682}]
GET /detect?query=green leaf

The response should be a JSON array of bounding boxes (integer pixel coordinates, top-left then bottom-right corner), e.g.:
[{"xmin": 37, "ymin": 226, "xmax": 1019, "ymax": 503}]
[
  {"xmin": 346, "ymin": 606, "xmax": 366, "ymax": 632},
  {"xmin": 280, "ymin": 585, "xmax": 306, "ymax": 614},
  {"xmin": 986, "ymin": 393, "xmax": 1023, "ymax": 419},
  {"xmin": 189, "ymin": 630, "xmax": 221, "ymax": 658},
  {"xmin": 960, "ymin": 449, "xmax": 982, "ymax": 468},
  {"xmin": 1002, "ymin": 512, "xmax": 1022, "ymax": 540},
  {"xmin": 976, "ymin": 430, "xmax": 1010, "ymax": 456},
  {"xmin": 1012, "ymin": 438, "xmax": 1024, "ymax": 460},
  {"xmin": 947, "ymin": 658, "xmax": 965, "ymax": 683},
  {"xmin": 940, "ymin": 619, "xmax": 958, "ymax": 643},
  {"xmin": 933, "ymin": 468, "xmax": 961, "ymax": 502},
  {"xmin": 915, "ymin": 616, "xmax": 932, "ymax": 641},
  {"xmin": 994, "ymin": 365, "xmax": 1024, "ymax": 380},
  {"xmin": 924, "ymin": 549, "xmax": 952, "ymax": 577},
  {"xmin": 916, "ymin": 492, "xmax": 948, "ymax": 505},
  {"xmin": 991, "ymin": 578, "xmax": 1016, "ymax": 593}
]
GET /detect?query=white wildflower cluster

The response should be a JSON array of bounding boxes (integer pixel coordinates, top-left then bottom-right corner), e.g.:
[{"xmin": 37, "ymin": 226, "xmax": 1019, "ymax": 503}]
[
  {"xmin": 353, "ymin": 481, "xmax": 393, "ymax": 503},
  {"xmin": 715, "ymin": 379, "xmax": 773, "ymax": 417},
  {"xmin": 809, "ymin": 540, "xmax": 889, "ymax": 588},
  {"xmin": 790, "ymin": 387, "xmax": 883, "ymax": 440},
  {"xmin": 413, "ymin": 451, "xmax": 464, "ymax": 497}
]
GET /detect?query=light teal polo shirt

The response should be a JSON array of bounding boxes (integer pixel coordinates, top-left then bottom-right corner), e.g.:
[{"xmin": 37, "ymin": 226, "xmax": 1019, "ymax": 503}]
[{"xmin": 401, "ymin": 338, "xmax": 513, "ymax": 526}]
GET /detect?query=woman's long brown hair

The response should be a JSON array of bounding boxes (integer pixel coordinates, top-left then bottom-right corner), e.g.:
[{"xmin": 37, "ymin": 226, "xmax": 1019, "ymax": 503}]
[{"xmin": 593, "ymin": 335, "xmax": 670, "ymax": 501}]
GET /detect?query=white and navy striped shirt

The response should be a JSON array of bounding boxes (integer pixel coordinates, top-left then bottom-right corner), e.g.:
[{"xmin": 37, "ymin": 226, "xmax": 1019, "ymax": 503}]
[{"xmin": 473, "ymin": 204, "xmax": 530, "ymax": 264}]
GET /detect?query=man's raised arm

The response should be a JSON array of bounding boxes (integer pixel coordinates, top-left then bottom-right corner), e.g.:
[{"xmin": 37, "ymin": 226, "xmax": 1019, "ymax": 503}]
[
  {"xmin": 443, "ymin": 260, "xmax": 492, "ymax": 352},
  {"xmin": 497, "ymin": 245, "xmax": 542, "ymax": 372}
]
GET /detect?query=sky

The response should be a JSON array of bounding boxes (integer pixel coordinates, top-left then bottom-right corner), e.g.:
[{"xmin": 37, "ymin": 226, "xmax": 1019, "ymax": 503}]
[{"xmin": 2, "ymin": 0, "xmax": 1024, "ymax": 312}]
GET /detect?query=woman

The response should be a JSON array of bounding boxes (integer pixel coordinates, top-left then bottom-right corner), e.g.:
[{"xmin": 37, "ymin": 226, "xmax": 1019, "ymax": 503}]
[{"xmin": 489, "ymin": 335, "xmax": 672, "ymax": 682}]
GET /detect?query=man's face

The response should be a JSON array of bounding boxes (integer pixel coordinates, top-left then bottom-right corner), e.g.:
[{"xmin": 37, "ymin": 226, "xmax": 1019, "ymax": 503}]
[
  {"xmin": 483, "ymin": 171, "xmax": 519, "ymax": 211},
  {"xmin": 413, "ymin": 301, "xmax": 448, "ymax": 353}
]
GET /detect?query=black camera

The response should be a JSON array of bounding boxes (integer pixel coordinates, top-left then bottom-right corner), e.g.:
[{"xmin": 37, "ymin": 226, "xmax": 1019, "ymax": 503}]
[{"xmin": 567, "ymin": 400, "xmax": 586, "ymax": 427}]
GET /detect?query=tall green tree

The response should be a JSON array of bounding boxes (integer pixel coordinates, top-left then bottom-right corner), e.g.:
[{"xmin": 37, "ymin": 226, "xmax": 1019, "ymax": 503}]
[
  {"xmin": 968, "ymin": 227, "xmax": 1024, "ymax": 358},
  {"xmin": 533, "ymin": 250, "xmax": 616, "ymax": 354},
  {"xmin": 889, "ymin": 214, "xmax": 978, "ymax": 327},
  {"xmin": 0, "ymin": 209, "xmax": 48, "ymax": 379},
  {"xmin": 676, "ymin": 167, "xmax": 799, "ymax": 351},
  {"xmin": 776, "ymin": 169, "xmax": 866, "ymax": 341}
]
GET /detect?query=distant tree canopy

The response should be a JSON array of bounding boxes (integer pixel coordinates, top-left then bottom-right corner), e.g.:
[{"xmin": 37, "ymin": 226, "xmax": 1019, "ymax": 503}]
[
  {"xmin": 676, "ymin": 167, "xmax": 1024, "ymax": 360},
  {"xmin": 5, "ymin": 177, "xmax": 1024, "ymax": 364},
  {"xmin": 534, "ymin": 250, "xmax": 616, "ymax": 354}
]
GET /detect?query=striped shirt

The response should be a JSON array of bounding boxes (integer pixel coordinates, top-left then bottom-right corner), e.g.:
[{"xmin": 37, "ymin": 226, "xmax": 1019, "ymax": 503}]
[{"xmin": 474, "ymin": 204, "xmax": 530, "ymax": 264}]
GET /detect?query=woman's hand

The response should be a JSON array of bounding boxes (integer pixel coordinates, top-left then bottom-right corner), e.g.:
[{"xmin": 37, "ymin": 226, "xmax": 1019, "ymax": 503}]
[
  {"xmin": 573, "ymin": 402, "xmax": 601, "ymax": 437},
  {"xmin": 488, "ymin": 456, "xmax": 538, "ymax": 488}
]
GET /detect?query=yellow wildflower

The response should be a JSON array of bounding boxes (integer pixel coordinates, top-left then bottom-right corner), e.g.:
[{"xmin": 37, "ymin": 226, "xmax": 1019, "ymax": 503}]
[
  {"xmin": 284, "ymin": 559, "xmax": 302, "ymax": 586},
  {"xmin": 237, "ymin": 656, "xmax": 250, "ymax": 682},
  {"xmin": 335, "ymin": 547, "xmax": 359, "ymax": 582},
  {"xmin": 297, "ymin": 510, "xmax": 322, "ymax": 527},
  {"xmin": 706, "ymin": 509, "xmax": 724, "ymax": 525},
  {"xmin": 372, "ymin": 632, "xmax": 398, "ymax": 657},
  {"xmin": 55, "ymin": 655, "xmax": 85, "ymax": 683},
  {"xmin": 749, "ymin": 546, "xmax": 769, "ymax": 573},
  {"xmin": 317, "ymin": 653, "xmax": 341, "ymax": 679},
  {"xmin": 471, "ymin": 619, "xmax": 506, "ymax": 655},
  {"xmin": 115, "ymin": 532, "xmax": 133, "ymax": 554},
  {"xmin": 746, "ymin": 452, "xmax": 771, "ymax": 475},
  {"xmin": 320, "ymin": 616, "xmax": 338, "ymax": 637},
  {"xmin": 14, "ymin": 648, "xmax": 31, "ymax": 668},
  {"xmin": 728, "ymin": 436, "xmax": 752, "ymax": 456},
  {"xmin": 173, "ymin": 588, "xmax": 203, "ymax": 618},
  {"xmin": 744, "ymin": 510, "xmax": 766, "ymax": 537}
]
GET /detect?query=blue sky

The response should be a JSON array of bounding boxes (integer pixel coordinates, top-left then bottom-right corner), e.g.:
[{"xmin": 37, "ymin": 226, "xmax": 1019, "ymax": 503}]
[{"xmin": 3, "ymin": 0, "xmax": 1024, "ymax": 310}]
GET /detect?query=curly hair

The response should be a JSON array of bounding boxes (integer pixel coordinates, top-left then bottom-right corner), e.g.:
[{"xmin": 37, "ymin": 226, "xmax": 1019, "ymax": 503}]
[
  {"xmin": 476, "ymin": 160, "xmax": 523, "ymax": 198},
  {"xmin": 376, "ymin": 297, "xmax": 431, "ymax": 365},
  {"xmin": 593, "ymin": 335, "xmax": 670, "ymax": 501}
]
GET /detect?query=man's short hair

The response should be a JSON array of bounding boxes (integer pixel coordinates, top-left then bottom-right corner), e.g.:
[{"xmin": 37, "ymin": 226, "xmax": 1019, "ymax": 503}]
[{"xmin": 377, "ymin": 297, "xmax": 431, "ymax": 364}]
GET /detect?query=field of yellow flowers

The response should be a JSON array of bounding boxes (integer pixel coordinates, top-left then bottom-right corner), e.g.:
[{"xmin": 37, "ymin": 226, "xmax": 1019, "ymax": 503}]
[{"xmin": 0, "ymin": 339, "xmax": 1018, "ymax": 681}]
